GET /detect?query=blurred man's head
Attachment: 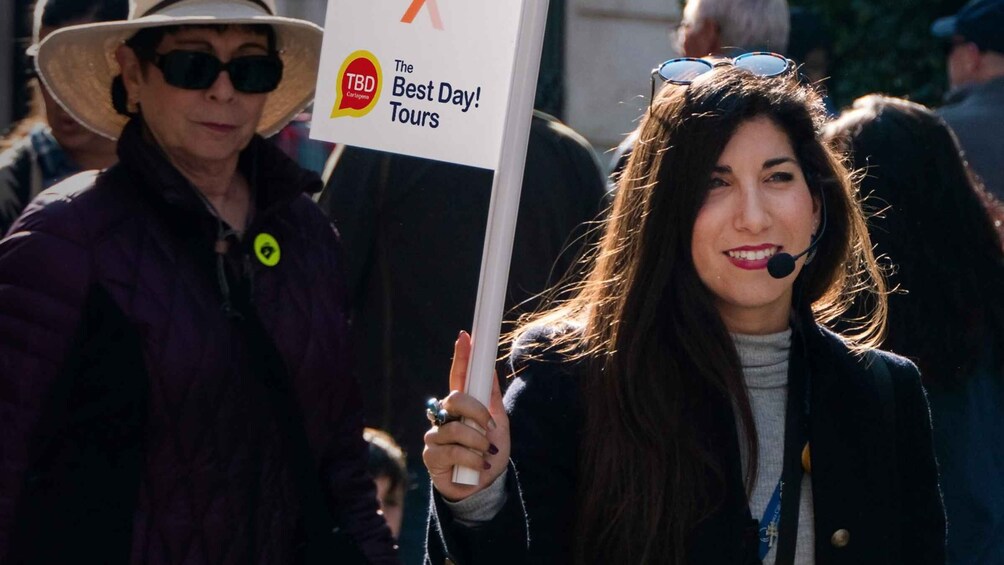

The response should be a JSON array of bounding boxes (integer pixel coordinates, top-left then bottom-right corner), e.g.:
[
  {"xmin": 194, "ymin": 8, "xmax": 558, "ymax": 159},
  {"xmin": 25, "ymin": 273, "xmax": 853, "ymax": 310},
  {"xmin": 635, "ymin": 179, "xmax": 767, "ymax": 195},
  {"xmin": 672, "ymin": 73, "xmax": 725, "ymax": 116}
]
[
  {"xmin": 364, "ymin": 428, "xmax": 408, "ymax": 539},
  {"xmin": 932, "ymin": 0, "xmax": 1004, "ymax": 88},
  {"xmin": 677, "ymin": 0, "xmax": 790, "ymax": 57}
]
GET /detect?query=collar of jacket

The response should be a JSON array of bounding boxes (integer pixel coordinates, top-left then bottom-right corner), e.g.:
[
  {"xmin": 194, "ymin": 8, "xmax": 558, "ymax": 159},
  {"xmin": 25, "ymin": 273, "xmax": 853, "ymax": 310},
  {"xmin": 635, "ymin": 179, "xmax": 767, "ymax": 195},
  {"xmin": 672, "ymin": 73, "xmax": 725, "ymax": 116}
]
[
  {"xmin": 792, "ymin": 304, "xmax": 901, "ymax": 560},
  {"xmin": 790, "ymin": 302, "xmax": 885, "ymax": 433},
  {"xmin": 943, "ymin": 74, "xmax": 1004, "ymax": 106},
  {"xmin": 115, "ymin": 117, "xmax": 323, "ymax": 237}
]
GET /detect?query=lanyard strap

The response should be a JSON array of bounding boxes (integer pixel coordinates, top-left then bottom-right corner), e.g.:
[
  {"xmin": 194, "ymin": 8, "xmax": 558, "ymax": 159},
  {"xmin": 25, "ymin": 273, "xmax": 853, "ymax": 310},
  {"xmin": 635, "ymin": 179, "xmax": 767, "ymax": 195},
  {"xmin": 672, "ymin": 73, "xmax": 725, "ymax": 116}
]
[
  {"xmin": 772, "ymin": 323, "xmax": 812, "ymax": 565},
  {"xmin": 758, "ymin": 478, "xmax": 783, "ymax": 559}
]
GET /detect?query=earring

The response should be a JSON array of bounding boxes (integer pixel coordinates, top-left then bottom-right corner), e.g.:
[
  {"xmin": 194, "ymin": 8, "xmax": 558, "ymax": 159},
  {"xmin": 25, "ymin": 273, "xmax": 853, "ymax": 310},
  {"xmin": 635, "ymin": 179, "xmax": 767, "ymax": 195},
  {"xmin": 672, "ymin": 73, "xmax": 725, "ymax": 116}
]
[{"xmin": 127, "ymin": 98, "xmax": 139, "ymax": 114}]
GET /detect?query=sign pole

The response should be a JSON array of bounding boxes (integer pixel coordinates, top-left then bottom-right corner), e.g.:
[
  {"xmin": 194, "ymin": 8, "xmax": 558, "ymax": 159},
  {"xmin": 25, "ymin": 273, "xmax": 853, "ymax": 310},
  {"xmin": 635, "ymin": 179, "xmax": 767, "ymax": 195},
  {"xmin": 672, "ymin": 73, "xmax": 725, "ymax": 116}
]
[{"xmin": 453, "ymin": 0, "xmax": 551, "ymax": 486}]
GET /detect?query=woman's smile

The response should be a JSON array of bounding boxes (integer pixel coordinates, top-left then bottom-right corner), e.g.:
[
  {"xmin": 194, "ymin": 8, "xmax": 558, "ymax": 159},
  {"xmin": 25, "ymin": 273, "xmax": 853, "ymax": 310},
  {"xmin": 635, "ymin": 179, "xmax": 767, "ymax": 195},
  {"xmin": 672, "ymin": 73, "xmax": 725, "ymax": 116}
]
[
  {"xmin": 724, "ymin": 244, "xmax": 782, "ymax": 269},
  {"xmin": 197, "ymin": 121, "xmax": 240, "ymax": 133}
]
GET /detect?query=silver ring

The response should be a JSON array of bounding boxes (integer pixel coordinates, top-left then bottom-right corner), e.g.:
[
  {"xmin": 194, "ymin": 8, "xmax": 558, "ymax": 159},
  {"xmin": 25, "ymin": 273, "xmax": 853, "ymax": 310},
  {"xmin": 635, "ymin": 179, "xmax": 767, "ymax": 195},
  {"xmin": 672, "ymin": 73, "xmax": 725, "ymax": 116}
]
[{"xmin": 425, "ymin": 397, "xmax": 458, "ymax": 427}]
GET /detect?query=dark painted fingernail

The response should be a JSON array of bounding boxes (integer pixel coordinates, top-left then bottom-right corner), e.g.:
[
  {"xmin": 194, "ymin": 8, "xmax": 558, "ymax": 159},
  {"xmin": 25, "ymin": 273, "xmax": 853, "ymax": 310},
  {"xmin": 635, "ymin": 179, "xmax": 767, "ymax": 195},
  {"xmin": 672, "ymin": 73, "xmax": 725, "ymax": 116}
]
[
  {"xmin": 483, "ymin": 461, "xmax": 492, "ymax": 470},
  {"xmin": 488, "ymin": 444, "xmax": 499, "ymax": 455}
]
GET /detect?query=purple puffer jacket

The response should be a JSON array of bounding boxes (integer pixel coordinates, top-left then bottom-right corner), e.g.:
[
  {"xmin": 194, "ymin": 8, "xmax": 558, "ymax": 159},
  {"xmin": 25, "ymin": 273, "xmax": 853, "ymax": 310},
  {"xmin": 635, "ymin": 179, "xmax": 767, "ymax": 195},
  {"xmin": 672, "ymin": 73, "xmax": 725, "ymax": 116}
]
[{"xmin": 0, "ymin": 119, "xmax": 398, "ymax": 564}]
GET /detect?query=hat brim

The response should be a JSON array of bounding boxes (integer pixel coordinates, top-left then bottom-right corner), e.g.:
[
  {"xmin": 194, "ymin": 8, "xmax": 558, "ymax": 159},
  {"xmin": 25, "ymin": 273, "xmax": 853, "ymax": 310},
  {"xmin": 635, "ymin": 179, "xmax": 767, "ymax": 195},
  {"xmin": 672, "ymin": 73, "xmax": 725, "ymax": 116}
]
[
  {"xmin": 35, "ymin": 13, "xmax": 323, "ymax": 140},
  {"xmin": 931, "ymin": 16, "xmax": 958, "ymax": 38}
]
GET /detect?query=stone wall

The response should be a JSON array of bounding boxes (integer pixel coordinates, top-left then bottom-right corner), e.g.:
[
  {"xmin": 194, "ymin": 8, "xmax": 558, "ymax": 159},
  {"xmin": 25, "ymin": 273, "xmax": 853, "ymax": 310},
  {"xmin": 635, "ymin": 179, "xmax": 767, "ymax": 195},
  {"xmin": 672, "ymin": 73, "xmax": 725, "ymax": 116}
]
[{"xmin": 565, "ymin": 0, "xmax": 681, "ymax": 159}]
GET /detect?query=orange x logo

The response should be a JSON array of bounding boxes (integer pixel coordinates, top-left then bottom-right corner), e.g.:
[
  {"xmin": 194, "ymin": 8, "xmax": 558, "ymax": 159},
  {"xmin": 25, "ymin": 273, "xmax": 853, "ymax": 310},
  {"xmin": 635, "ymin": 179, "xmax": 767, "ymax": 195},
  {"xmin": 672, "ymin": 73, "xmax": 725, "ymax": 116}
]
[{"xmin": 401, "ymin": 0, "xmax": 444, "ymax": 30}]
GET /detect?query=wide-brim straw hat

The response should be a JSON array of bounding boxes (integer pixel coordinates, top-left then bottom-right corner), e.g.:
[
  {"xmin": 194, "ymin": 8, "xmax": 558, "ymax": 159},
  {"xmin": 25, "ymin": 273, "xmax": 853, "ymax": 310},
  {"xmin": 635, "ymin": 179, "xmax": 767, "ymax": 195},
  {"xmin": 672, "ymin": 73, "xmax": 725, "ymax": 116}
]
[{"xmin": 34, "ymin": 0, "xmax": 323, "ymax": 140}]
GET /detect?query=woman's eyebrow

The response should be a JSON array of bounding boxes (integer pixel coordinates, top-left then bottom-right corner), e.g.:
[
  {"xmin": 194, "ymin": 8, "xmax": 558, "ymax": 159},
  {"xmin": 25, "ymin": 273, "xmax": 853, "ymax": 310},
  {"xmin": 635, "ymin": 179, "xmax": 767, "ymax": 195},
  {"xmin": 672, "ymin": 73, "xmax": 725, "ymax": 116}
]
[
  {"xmin": 172, "ymin": 39, "xmax": 214, "ymax": 50},
  {"xmin": 237, "ymin": 41, "xmax": 269, "ymax": 52},
  {"xmin": 713, "ymin": 157, "xmax": 797, "ymax": 174},
  {"xmin": 763, "ymin": 157, "xmax": 797, "ymax": 169},
  {"xmin": 168, "ymin": 40, "xmax": 268, "ymax": 53}
]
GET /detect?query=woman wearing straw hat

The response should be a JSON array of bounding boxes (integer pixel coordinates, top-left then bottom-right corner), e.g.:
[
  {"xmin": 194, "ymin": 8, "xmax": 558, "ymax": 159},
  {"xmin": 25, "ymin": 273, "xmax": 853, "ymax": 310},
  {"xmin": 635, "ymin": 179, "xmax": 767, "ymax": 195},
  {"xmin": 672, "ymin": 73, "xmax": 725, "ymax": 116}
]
[{"xmin": 0, "ymin": 1, "xmax": 398, "ymax": 563}]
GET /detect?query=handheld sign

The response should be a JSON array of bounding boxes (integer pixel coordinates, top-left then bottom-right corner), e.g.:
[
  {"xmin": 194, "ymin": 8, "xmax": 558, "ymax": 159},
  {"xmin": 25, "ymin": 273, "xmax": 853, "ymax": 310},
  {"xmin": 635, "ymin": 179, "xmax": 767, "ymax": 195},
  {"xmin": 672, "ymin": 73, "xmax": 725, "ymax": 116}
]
[
  {"xmin": 312, "ymin": 0, "xmax": 551, "ymax": 485},
  {"xmin": 314, "ymin": 1, "xmax": 527, "ymax": 169}
]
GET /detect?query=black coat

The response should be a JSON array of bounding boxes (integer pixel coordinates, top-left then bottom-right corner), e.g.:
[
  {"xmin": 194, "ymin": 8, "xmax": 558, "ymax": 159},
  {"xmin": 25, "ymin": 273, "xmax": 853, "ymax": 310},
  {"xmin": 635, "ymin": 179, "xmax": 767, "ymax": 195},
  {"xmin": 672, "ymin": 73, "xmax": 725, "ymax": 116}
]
[
  {"xmin": 427, "ymin": 316, "xmax": 945, "ymax": 564},
  {"xmin": 0, "ymin": 119, "xmax": 397, "ymax": 564}
]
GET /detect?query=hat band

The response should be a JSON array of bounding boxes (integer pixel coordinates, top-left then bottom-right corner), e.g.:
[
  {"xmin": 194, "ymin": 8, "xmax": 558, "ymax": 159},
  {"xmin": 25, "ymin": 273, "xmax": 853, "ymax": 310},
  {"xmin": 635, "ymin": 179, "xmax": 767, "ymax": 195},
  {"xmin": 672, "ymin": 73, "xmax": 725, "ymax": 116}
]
[{"xmin": 141, "ymin": 0, "xmax": 274, "ymax": 18}]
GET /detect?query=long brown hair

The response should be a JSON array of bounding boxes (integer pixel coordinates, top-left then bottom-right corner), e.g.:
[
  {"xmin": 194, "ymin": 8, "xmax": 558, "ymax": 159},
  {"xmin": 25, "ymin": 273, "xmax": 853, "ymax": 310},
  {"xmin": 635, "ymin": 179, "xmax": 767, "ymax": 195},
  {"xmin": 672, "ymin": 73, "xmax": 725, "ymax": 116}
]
[
  {"xmin": 511, "ymin": 67, "xmax": 885, "ymax": 563},
  {"xmin": 825, "ymin": 95, "xmax": 1004, "ymax": 385}
]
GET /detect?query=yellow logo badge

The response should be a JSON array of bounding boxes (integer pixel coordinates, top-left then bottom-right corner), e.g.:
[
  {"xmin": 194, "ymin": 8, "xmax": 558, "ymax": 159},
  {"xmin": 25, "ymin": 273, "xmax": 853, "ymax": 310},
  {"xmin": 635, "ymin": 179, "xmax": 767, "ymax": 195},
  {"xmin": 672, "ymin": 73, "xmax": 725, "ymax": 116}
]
[
  {"xmin": 331, "ymin": 50, "xmax": 383, "ymax": 119},
  {"xmin": 254, "ymin": 233, "xmax": 281, "ymax": 267}
]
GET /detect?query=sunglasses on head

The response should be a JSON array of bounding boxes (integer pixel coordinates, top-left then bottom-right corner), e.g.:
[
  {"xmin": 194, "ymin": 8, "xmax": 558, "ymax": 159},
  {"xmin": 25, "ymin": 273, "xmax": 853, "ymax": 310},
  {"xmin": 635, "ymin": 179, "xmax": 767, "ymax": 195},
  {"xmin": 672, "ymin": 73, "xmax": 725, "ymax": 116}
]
[
  {"xmin": 649, "ymin": 51, "xmax": 793, "ymax": 104},
  {"xmin": 151, "ymin": 50, "xmax": 284, "ymax": 94}
]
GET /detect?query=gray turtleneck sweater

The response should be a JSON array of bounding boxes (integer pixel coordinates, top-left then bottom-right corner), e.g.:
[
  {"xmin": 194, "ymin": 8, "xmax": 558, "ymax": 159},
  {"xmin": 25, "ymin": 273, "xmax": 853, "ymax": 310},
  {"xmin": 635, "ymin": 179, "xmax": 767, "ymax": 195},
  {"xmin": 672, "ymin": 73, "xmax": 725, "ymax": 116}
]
[
  {"xmin": 446, "ymin": 330, "xmax": 815, "ymax": 564},
  {"xmin": 733, "ymin": 329, "xmax": 814, "ymax": 564}
]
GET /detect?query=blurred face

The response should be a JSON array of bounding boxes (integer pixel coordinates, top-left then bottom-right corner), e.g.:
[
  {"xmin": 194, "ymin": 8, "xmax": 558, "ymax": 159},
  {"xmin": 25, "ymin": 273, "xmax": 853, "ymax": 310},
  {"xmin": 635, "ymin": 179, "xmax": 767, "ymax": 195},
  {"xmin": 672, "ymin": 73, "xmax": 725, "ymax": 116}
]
[
  {"xmin": 676, "ymin": 1, "xmax": 717, "ymax": 57},
  {"xmin": 38, "ymin": 23, "xmax": 113, "ymax": 154},
  {"xmin": 946, "ymin": 37, "xmax": 979, "ymax": 88},
  {"xmin": 374, "ymin": 476, "xmax": 404, "ymax": 539},
  {"xmin": 117, "ymin": 26, "xmax": 269, "ymax": 169},
  {"xmin": 677, "ymin": 19, "xmax": 709, "ymax": 57},
  {"xmin": 691, "ymin": 117, "xmax": 820, "ymax": 334}
]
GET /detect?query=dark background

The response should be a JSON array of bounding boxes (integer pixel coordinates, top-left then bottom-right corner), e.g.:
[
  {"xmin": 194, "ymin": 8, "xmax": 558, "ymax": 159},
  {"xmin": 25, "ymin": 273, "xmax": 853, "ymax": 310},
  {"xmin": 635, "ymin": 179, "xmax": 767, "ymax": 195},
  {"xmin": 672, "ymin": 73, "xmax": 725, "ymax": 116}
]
[
  {"xmin": 6, "ymin": 0, "xmax": 33, "ymax": 130},
  {"xmin": 792, "ymin": 0, "xmax": 969, "ymax": 109}
]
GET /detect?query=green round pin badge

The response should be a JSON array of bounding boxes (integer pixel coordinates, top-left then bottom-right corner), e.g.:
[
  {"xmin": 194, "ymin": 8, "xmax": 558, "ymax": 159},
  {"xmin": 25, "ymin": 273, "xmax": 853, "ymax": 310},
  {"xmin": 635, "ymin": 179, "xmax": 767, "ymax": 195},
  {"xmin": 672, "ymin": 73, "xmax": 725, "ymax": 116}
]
[{"xmin": 254, "ymin": 233, "xmax": 281, "ymax": 267}]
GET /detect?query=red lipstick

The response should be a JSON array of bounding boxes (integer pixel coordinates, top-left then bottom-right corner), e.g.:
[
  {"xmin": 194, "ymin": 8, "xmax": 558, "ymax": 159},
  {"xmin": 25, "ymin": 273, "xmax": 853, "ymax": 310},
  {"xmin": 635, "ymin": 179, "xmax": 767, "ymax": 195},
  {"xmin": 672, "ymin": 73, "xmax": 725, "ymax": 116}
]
[{"xmin": 723, "ymin": 244, "xmax": 781, "ymax": 270}]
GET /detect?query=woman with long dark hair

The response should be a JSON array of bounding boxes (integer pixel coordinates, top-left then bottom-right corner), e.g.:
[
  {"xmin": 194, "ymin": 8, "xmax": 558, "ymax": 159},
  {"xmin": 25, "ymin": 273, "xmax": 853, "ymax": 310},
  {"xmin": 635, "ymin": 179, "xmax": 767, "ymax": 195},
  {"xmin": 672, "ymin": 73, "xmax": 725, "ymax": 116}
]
[
  {"xmin": 421, "ymin": 62, "xmax": 945, "ymax": 564},
  {"xmin": 825, "ymin": 95, "xmax": 1004, "ymax": 565}
]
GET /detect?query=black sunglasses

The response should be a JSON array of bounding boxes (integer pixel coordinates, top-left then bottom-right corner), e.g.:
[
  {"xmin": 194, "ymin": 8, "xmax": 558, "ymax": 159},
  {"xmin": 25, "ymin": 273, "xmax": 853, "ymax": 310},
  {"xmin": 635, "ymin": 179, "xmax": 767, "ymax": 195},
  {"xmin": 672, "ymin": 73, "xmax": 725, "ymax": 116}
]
[
  {"xmin": 649, "ymin": 51, "xmax": 793, "ymax": 104},
  {"xmin": 152, "ymin": 50, "xmax": 284, "ymax": 94}
]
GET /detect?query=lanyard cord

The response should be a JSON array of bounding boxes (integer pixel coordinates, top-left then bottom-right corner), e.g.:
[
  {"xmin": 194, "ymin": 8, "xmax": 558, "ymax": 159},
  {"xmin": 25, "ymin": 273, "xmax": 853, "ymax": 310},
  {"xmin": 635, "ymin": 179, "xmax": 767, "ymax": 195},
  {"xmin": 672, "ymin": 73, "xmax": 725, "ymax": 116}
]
[
  {"xmin": 189, "ymin": 152, "xmax": 258, "ymax": 320},
  {"xmin": 758, "ymin": 479, "xmax": 784, "ymax": 559},
  {"xmin": 770, "ymin": 316, "xmax": 813, "ymax": 565},
  {"xmin": 191, "ymin": 186, "xmax": 246, "ymax": 320}
]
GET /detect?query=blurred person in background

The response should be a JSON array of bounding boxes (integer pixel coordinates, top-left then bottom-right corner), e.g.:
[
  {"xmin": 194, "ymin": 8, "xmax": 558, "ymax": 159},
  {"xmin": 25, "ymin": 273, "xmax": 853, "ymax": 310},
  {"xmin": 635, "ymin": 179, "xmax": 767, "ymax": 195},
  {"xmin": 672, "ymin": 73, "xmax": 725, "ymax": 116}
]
[
  {"xmin": 676, "ymin": 0, "xmax": 790, "ymax": 58},
  {"xmin": 826, "ymin": 95, "xmax": 1004, "ymax": 565},
  {"xmin": 0, "ymin": 0, "xmax": 127, "ymax": 235},
  {"xmin": 931, "ymin": 0, "xmax": 1004, "ymax": 200},
  {"xmin": 365, "ymin": 428, "xmax": 409, "ymax": 540}
]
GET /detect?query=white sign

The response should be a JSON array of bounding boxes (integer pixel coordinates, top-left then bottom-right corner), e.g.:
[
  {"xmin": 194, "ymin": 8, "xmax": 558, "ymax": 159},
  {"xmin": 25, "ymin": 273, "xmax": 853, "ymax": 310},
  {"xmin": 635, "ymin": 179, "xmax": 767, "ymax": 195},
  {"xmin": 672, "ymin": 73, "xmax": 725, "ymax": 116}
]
[
  {"xmin": 312, "ymin": 0, "xmax": 551, "ymax": 486},
  {"xmin": 311, "ymin": 0, "xmax": 525, "ymax": 169}
]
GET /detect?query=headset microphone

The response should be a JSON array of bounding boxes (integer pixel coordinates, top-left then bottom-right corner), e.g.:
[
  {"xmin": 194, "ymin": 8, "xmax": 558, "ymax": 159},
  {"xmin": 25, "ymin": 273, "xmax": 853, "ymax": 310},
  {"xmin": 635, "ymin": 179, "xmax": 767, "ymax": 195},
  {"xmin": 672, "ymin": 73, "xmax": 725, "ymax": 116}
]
[{"xmin": 767, "ymin": 195, "xmax": 827, "ymax": 279}]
